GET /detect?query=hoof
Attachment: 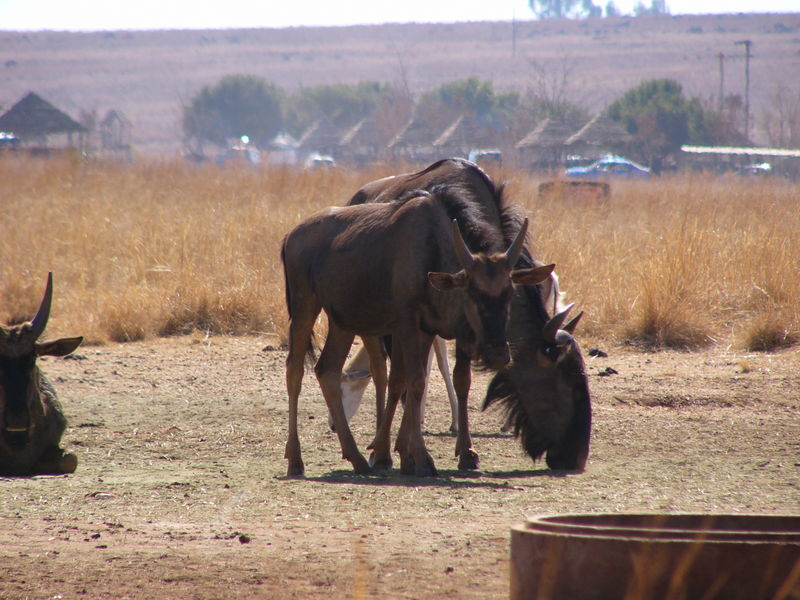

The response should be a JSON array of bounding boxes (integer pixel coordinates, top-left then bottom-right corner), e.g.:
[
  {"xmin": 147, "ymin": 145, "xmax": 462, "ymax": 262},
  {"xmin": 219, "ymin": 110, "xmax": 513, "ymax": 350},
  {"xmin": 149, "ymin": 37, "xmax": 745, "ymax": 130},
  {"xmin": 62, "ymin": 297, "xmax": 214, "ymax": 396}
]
[
  {"xmin": 59, "ymin": 452, "xmax": 78, "ymax": 474},
  {"xmin": 400, "ymin": 454, "xmax": 415, "ymax": 476},
  {"xmin": 415, "ymin": 463, "xmax": 439, "ymax": 477},
  {"xmin": 353, "ymin": 463, "xmax": 373, "ymax": 476},
  {"xmin": 457, "ymin": 449, "xmax": 480, "ymax": 471},
  {"xmin": 286, "ymin": 461, "xmax": 305, "ymax": 478},
  {"xmin": 400, "ymin": 453, "xmax": 438, "ymax": 477},
  {"xmin": 369, "ymin": 451, "xmax": 393, "ymax": 471}
]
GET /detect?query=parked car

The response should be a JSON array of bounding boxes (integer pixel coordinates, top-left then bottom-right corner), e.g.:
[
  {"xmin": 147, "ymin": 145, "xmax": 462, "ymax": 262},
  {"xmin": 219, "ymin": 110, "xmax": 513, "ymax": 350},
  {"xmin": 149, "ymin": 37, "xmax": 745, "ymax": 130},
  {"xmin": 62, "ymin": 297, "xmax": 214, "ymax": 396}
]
[
  {"xmin": 304, "ymin": 153, "xmax": 336, "ymax": 170},
  {"xmin": 735, "ymin": 162, "xmax": 772, "ymax": 177},
  {"xmin": 566, "ymin": 155, "xmax": 651, "ymax": 179},
  {"xmin": 0, "ymin": 131, "xmax": 20, "ymax": 151},
  {"xmin": 217, "ymin": 146, "xmax": 261, "ymax": 166}
]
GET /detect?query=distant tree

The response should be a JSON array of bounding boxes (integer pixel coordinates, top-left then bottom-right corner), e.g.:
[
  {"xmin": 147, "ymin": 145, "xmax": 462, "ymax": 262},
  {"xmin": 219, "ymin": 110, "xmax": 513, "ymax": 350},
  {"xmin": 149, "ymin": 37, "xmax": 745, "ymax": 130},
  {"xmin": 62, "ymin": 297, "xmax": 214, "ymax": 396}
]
[
  {"xmin": 434, "ymin": 78, "xmax": 497, "ymax": 116},
  {"xmin": 529, "ymin": 0, "xmax": 600, "ymax": 19},
  {"xmin": 760, "ymin": 83, "xmax": 800, "ymax": 148},
  {"xmin": 634, "ymin": 0, "xmax": 669, "ymax": 15},
  {"xmin": 415, "ymin": 77, "xmax": 519, "ymax": 136},
  {"xmin": 607, "ymin": 78, "xmax": 718, "ymax": 170},
  {"xmin": 583, "ymin": 0, "xmax": 603, "ymax": 17},
  {"xmin": 286, "ymin": 82, "xmax": 398, "ymax": 136},
  {"xmin": 182, "ymin": 75, "xmax": 285, "ymax": 151},
  {"xmin": 511, "ymin": 56, "xmax": 589, "ymax": 139},
  {"xmin": 604, "ymin": 1, "xmax": 620, "ymax": 16}
]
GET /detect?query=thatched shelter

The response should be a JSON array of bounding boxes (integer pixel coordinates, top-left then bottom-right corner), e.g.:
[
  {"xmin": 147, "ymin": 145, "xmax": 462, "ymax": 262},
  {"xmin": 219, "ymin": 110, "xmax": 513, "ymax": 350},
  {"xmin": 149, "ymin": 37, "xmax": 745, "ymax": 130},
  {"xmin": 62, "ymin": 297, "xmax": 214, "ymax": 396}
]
[
  {"xmin": 99, "ymin": 109, "xmax": 132, "ymax": 160},
  {"xmin": 297, "ymin": 118, "xmax": 345, "ymax": 158},
  {"xmin": 515, "ymin": 118, "xmax": 584, "ymax": 169},
  {"xmin": 565, "ymin": 114, "xmax": 633, "ymax": 158},
  {"xmin": 432, "ymin": 114, "xmax": 504, "ymax": 159},
  {"xmin": 0, "ymin": 92, "xmax": 86, "ymax": 150},
  {"xmin": 338, "ymin": 117, "xmax": 397, "ymax": 165},
  {"xmin": 388, "ymin": 117, "xmax": 439, "ymax": 162}
]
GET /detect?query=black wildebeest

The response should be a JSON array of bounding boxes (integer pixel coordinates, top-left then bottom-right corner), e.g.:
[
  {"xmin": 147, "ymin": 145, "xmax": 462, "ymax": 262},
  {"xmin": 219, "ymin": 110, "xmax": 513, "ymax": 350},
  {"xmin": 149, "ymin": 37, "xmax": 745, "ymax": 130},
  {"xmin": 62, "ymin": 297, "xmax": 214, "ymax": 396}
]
[
  {"xmin": 347, "ymin": 158, "xmax": 591, "ymax": 471},
  {"xmin": 281, "ymin": 187, "xmax": 554, "ymax": 477},
  {"xmin": 0, "ymin": 273, "xmax": 82, "ymax": 476}
]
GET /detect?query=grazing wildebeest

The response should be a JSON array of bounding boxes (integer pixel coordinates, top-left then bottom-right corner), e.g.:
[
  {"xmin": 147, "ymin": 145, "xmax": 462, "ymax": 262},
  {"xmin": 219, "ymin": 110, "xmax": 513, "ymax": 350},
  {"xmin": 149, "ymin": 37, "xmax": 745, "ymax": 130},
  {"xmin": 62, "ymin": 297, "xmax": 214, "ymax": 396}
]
[
  {"xmin": 345, "ymin": 158, "xmax": 591, "ymax": 471},
  {"xmin": 281, "ymin": 187, "xmax": 554, "ymax": 477},
  {"xmin": 0, "ymin": 273, "xmax": 82, "ymax": 476}
]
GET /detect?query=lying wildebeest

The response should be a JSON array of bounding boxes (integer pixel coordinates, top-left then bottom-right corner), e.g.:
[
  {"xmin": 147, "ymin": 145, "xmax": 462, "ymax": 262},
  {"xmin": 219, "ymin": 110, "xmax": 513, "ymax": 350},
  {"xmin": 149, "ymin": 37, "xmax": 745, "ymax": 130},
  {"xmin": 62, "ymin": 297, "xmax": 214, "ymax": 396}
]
[
  {"xmin": 0, "ymin": 273, "xmax": 82, "ymax": 476},
  {"xmin": 281, "ymin": 186, "xmax": 553, "ymax": 477},
  {"xmin": 344, "ymin": 158, "xmax": 591, "ymax": 471}
]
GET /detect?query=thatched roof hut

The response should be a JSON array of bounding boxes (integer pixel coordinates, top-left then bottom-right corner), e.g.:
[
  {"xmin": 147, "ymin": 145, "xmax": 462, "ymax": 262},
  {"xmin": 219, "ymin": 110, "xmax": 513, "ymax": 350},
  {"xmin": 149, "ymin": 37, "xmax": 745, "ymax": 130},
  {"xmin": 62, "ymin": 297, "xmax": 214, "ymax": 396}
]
[
  {"xmin": 297, "ymin": 118, "xmax": 343, "ymax": 157},
  {"xmin": 432, "ymin": 114, "xmax": 503, "ymax": 158},
  {"xmin": 338, "ymin": 117, "xmax": 397, "ymax": 164},
  {"xmin": 0, "ymin": 92, "xmax": 86, "ymax": 140},
  {"xmin": 388, "ymin": 117, "xmax": 439, "ymax": 161},
  {"xmin": 100, "ymin": 109, "xmax": 132, "ymax": 159},
  {"xmin": 515, "ymin": 118, "xmax": 584, "ymax": 169},
  {"xmin": 516, "ymin": 118, "xmax": 577, "ymax": 149},
  {"xmin": 565, "ymin": 114, "xmax": 633, "ymax": 156}
]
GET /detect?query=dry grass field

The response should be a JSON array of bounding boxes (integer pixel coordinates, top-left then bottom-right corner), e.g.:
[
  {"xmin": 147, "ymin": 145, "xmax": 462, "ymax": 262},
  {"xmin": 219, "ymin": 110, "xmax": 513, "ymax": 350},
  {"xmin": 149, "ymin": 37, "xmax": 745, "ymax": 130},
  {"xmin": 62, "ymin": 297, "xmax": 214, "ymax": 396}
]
[
  {"xmin": 1, "ymin": 13, "xmax": 799, "ymax": 155},
  {"xmin": 1, "ymin": 156, "xmax": 797, "ymax": 351},
  {"xmin": 2, "ymin": 14, "xmax": 800, "ymax": 598},
  {"xmin": 1, "ymin": 157, "xmax": 799, "ymax": 599}
]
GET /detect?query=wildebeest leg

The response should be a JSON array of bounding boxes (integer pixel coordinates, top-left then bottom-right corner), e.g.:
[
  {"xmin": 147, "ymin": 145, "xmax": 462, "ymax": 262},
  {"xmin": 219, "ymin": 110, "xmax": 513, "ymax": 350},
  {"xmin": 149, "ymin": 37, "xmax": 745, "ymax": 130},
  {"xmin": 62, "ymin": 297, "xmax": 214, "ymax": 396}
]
[
  {"xmin": 432, "ymin": 336, "xmax": 459, "ymax": 433},
  {"xmin": 284, "ymin": 299, "xmax": 320, "ymax": 478},
  {"xmin": 362, "ymin": 335, "xmax": 388, "ymax": 432},
  {"xmin": 315, "ymin": 324, "xmax": 371, "ymax": 475},
  {"xmin": 369, "ymin": 346, "xmax": 405, "ymax": 471},
  {"xmin": 453, "ymin": 343, "xmax": 479, "ymax": 470},
  {"xmin": 397, "ymin": 331, "xmax": 437, "ymax": 477}
]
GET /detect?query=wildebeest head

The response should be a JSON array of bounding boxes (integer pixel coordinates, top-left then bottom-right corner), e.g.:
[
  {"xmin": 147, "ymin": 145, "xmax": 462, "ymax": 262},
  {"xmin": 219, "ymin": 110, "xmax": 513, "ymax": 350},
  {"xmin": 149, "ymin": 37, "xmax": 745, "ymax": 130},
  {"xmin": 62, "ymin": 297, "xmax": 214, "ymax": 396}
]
[
  {"xmin": 483, "ymin": 286, "xmax": 592, "ymax": 472},
  {"xmin": 428, "ymin": 218, "xmax": 555, "ymax": 370},
  {"xmin": 0, "ymin": 273, "xmax": 82, "ymax": 451}
]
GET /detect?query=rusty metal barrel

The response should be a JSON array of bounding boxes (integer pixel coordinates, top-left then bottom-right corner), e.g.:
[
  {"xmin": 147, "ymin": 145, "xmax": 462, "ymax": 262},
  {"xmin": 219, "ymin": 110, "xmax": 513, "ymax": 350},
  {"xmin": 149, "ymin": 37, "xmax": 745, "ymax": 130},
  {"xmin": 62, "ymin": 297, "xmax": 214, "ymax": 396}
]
[{"xmin": 510, "ymin": 513, "xmax": 800, "ymax": 600}]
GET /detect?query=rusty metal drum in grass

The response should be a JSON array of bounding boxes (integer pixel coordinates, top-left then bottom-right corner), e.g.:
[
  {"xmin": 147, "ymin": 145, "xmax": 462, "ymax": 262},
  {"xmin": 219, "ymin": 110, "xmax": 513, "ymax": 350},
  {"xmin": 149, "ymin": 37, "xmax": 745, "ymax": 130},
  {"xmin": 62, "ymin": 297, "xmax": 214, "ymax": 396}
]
[{"xmin": 510, "ymin": 513, "xmax": 800, "ymax": 600}]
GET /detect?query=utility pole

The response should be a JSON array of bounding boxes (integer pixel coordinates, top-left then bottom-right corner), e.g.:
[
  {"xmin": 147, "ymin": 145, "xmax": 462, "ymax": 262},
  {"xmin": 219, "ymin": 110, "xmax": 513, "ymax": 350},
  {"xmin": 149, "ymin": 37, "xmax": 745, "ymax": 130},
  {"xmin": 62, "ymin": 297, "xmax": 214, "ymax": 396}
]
[
  {"xmin": 512, "ymin": 12, "xmax": 517, "ymax": 57},
  {"xmin": 735, "ymin": 40, "xmax": 752, "ymax": 142},
  {"xmin": 717, "ymin": 52, "xmax": 725, "ymax": 113}
]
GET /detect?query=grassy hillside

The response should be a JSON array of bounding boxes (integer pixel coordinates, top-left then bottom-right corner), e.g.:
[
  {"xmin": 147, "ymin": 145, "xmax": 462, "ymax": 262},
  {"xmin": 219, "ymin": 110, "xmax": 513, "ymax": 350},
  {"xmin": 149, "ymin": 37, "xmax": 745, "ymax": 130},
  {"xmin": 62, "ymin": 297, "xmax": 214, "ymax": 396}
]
[{"xmin": 1, "ymin": 13, "xmax": 799, "ymax": 155}]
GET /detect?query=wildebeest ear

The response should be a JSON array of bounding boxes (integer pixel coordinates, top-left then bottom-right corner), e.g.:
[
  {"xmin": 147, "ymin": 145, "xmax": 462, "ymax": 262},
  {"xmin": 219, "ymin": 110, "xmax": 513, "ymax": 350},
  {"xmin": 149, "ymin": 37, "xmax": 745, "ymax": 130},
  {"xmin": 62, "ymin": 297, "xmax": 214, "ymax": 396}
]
[
  {"xmin": 36, "ymin": 336, "xmax": 84, "ymax": 357},
  {"xmin": 511, "ymin": 263, "xmax": 555, "ymax": 286},
  {"xmin": 428, "ymin": 271, "xmax": 467, "ymax": 291}
]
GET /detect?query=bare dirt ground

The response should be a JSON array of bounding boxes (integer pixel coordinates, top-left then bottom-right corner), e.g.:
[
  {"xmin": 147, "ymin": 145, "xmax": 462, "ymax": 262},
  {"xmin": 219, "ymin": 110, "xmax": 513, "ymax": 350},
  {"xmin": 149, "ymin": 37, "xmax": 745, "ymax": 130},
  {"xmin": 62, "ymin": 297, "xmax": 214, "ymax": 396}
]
[{"xmin": 1, "ymin": 335, "xmax": 798, "ymax": 599}]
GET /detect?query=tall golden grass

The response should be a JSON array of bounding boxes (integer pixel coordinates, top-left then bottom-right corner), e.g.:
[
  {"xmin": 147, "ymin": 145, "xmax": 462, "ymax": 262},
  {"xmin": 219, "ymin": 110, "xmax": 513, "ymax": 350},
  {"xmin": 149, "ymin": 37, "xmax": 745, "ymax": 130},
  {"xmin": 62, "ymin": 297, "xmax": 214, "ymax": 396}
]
[{"xmin": 1, "ymin": 156, "xmax": 797, "ymax": 351}]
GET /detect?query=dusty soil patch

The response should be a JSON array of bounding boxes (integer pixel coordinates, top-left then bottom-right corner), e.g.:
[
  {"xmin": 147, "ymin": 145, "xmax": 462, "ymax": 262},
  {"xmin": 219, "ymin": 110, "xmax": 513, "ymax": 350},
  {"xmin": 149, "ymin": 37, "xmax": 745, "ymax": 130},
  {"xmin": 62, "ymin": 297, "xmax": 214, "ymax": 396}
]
[{"xmin": 1, "ymin": 336, "xmax": 798, "ymax": 599}]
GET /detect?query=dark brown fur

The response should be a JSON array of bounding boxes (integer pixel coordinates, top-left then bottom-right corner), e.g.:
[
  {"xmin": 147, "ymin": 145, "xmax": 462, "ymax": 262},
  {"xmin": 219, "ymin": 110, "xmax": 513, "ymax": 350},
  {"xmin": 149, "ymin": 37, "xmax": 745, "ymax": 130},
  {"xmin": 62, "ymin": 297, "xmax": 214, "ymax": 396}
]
[
  {"xmin": 281, "ymin": 185, "xmax": 547, "ymax": 477},
  {"xmin": 349, "ymin": 158, "xmax": 591, "ymax": 471},
  {"xmin": 0, "ymin": 274, "xmax": 82, "ymax": 476}
]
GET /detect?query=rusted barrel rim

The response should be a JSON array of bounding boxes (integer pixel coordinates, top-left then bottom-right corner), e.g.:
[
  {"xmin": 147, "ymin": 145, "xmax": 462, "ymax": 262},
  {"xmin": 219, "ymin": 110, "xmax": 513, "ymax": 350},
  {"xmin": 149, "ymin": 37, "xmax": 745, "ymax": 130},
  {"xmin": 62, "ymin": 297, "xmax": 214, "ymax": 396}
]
[{"xmin": 519, "ymin": 513, "xmax": 800, "ymax": 544}]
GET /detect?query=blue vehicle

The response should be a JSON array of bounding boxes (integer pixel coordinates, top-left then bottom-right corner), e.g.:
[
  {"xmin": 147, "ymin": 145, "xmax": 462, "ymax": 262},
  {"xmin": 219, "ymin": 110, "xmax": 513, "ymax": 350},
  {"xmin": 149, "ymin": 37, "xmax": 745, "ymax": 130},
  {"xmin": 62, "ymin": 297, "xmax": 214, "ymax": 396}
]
[{"xmin": 566, "ymin": 155, "xmax": 651, "ymax": 179}]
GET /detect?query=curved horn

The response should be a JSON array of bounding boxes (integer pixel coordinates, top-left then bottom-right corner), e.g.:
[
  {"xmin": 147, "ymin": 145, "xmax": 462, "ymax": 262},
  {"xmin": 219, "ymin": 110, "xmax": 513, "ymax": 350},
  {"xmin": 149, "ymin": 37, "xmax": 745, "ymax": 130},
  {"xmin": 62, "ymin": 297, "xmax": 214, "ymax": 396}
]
[
  {"xmin": 563, "ymin": 310, "xmax": 584, "ymax": 334},
  {"xmin": 504, "ymin": 217, "xmax": 529, "ymax": 267},
  {"xmin": 451, "ymin": 219, "xmax": 475, "ymax": 270},
  {"xmin": 543, "ymin": 302, "xmax": 574, "ymax": 345},
  {"xmin": 30, "ymin": 272, "xmax": 53, "ymax": 339}
]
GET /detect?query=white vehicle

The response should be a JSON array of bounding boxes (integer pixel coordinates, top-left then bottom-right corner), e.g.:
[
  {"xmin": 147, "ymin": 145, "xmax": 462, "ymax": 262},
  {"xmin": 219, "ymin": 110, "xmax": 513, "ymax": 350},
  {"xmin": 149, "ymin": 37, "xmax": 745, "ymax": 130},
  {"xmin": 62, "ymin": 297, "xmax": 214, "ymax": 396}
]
[{"xmin": 304, "ymin": 152, "xmax": 336, "ymax": 169}]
